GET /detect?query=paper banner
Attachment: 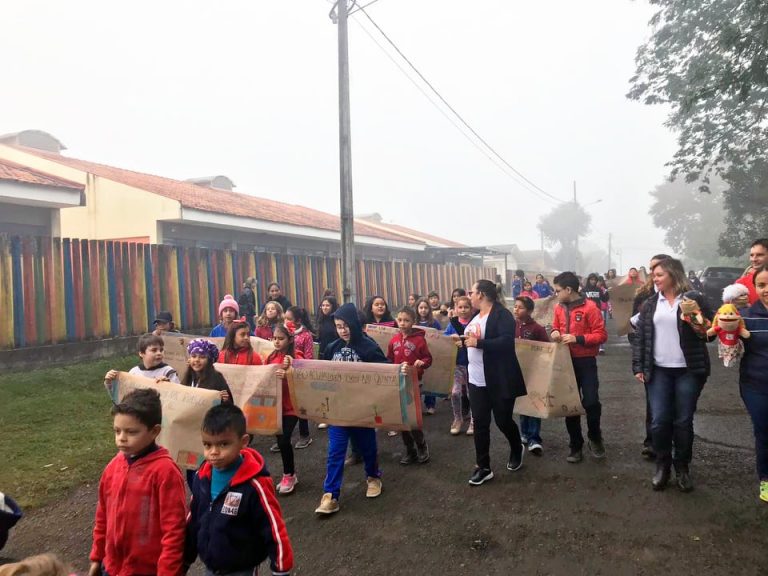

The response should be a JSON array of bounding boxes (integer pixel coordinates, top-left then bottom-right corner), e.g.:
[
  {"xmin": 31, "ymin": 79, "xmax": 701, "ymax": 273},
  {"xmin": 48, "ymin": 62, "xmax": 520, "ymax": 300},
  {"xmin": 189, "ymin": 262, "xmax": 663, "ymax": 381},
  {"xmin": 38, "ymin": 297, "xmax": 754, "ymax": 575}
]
[
  {"xmin": 213, "ymin": 363, "xmax": 282, "ymax": 435},
  {"xmin": 363, "ymin": 324, "xmax": 457, "ymax": 396},
  {"xmin": 288, "ymin": 359, "xmax": 422, "ymax": 431},
  {"xmin": 162, "ymin": 333, "xmax": 275, "ymax": 381},
  {"xmin": 105, "ymin": 373, "xmax": 221, "ymax": 469},
  {"xmin": 532, "ymin": 296, "xmax": 557, "ymax": 327},
  {"xmin": 513, "ymin": 339, "xmax": 585, "ymax": 418},
  {"xmin": 607, "ymin": 284, "xmax": 639, "ymax": 336}
]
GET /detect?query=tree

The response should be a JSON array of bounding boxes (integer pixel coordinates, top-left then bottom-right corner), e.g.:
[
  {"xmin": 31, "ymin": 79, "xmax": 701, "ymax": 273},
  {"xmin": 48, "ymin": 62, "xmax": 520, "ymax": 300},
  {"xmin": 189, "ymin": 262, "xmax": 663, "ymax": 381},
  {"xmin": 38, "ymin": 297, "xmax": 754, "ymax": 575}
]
[
  {"xmin": 538, "ymin": 201, "xmax": 591, "ymax": 272},
  {"xmin": 649, "ymin": 176, "xmax": 743, "ymax": 270},
  {"xmin": 719, "ymin": 159, "xmax": 768, "ymax": 256}
]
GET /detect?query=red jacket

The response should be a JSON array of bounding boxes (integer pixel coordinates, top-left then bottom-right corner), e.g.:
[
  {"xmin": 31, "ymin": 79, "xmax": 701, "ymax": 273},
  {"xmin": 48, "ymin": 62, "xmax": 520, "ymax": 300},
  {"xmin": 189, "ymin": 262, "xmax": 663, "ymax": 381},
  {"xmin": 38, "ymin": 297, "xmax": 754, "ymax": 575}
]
[
  {"xmin": 90, "ymin": 446, "xmax": 187, "ymax": 576},
  {"xmin": 386, "ymin": 330, "xmax": 432, "ymax": 380},
  {"xmin": 255, "ymin": 325, "xmax": 274, "ymax": 341},
  {"xmin": 293, "ymin": 327, "xmax": 315, "ymax": 359},
  {"xmin": 736, "ymin": 271, "xmax": 758, "ymax": 306},
  {"xmin": 217, "ymin": 347, "xmax": 263, "ymax": 365},
  {"xmin": 551, "ymin": 298, "xmax": 607, "ymax": 358},
  {"xmin": 266, "ymin": 349, "xmax": 303, "ymax": 416}
]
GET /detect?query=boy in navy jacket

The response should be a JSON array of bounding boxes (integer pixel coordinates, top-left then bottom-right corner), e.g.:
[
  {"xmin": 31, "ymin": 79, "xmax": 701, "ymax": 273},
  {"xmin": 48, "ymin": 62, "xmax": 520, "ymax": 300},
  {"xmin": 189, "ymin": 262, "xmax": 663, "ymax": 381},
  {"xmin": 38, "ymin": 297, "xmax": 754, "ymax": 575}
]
[{"xmin": 185, "ymin": 404, "xmax": 293, "ymax": 576}]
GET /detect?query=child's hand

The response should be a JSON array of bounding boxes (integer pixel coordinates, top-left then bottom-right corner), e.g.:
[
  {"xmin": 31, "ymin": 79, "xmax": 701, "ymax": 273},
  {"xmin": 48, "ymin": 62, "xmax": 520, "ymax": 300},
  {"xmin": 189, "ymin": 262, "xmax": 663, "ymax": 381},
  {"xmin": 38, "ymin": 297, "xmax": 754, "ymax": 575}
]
[
  {"xmin": 561, "ymin": 334, "xmax": 577, "ymax": 345},
  {"xmin": 155, "ymin": 376, "xmax": 170, "ymax": 383},
  {"xmin": 220, "ymin": 390, "xmax": 230, "ymax": 402},
  {"xmin": 550, "ymin": 330, "xmax": 562, "ymax": 343},
  {"xmin": 450, "ymin": 334, "xmax": 463, "ymax": 348},
  {"xmin": 414, "ymin": 359, "xmax": 425, "ymax": 368},
  {"xmin": 400, "ymin": 362, "xmax": 410, "ymax": 375},
  {"xmin": 276, "ymin": 368, "xmax": 286, "ymax": 379},
  {"xmin": 88, "ymin": 562, "xmax": 101, "ymax": 576},
  {"xmin": 282, "ymin": 355, "xmax": 293, "ymax": 369},
  {"xmin": 105, "ymin": 369, "xmax": 118, "ymax": 381}
]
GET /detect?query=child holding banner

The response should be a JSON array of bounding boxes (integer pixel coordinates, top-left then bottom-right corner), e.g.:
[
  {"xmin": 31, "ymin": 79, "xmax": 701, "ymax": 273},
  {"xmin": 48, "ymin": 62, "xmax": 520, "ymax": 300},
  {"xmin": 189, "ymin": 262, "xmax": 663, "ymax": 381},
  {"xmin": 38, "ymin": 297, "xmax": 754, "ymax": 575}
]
[
  {"xmin": 105, "ymin": 333, "xmax": 180, "ymax": 384},
  {"xmin": 414, "ymin": 297, "xmax": 440, "ymax": 415},
  {"xmin": 286, "ymin": 306, "xmax": 315, "ymax": 448},
  {"xmin": 218, "ymin": 320, "xmax": 264, "ymax": 366},
  {"xmin": 89, "ymin": 388, "xmax": 187, "ymax": 576},
  {"xmin": 315, "ymin": 303, "xmax": 388, "ymax": 515},
  {"xmin": 210, "ymin": 295, "xmax": 240, "ymax": 337},
  {"xmin": 444, "ymin": 295, "xmax": 473, "ymax": 435},
  {"xmin": 182, "ymin": 339, "xmax": 233, "ymax": 403},
  {"xmin": 387, "ymin": 306, "xmax": 432, "ymax": 465},
  {"xmin": 184, "ymin": 404, "xmax": 294, "ymax": 576}
]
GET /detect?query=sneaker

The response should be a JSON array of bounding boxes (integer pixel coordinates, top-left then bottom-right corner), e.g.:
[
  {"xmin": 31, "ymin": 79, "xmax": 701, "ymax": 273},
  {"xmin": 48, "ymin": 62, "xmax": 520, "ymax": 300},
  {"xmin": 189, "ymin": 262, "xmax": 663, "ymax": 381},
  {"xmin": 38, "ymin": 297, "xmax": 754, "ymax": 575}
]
[
  {"xmin": 528, "ymin": 442, "xmax": 543, "ymax": 456},
  {"xmin": 387, "ymin": 430, "xmax": 398, "ymax": 437},
  {"xmin": 466, "ymin": 422, "xmax": 474, "ymax": 436},
  {"xmin": 277, "ymin": 473, "xmax": 298, "ymax": 495},
  {"xmin": 450, "ymin": 418, "xmax": 462, "ymax": 435},
  {"xmin": 400, "ymin": 451, "xmax": 418, "ymax": 465},
  {"xmin": 588, "ymin": 438, "xmax": 606, "ymax": 459},
  {"xmin": 468, "ymin": 467, "xmax": 494, "ymax": 486},
  {"xmin": 318, "ymin": 423, "xmax": 329, "ymax": 429},
  {"xmin": 641, "ymin": 445, "xmax": 656, "ymax": 460},
  {"xmin": 599, "ymin": 347, "xmax": 606, "ymax": 355},
  {"xmin": 314, "ymin": 492, "xmax": 339, "ymax": 515},
  {"xmin": 520, "ymin": 435, "xmax": 529, "ymax": 445},
  {"xmin": 760, "ymin": 481, "xmax": 768, "ymax": 503},
  {"xmin": 366, "ymin": 477, "xmax": 382, "ymax": 498},
  {"xmin": 295, "ymin": 436, "xmax": 313, "ymax": 449},
  {"xmin": 507, "ymin": 444, "xmax": 524, "ymax": 471},
  {"xmin": 416, "ymin": 443, "xmax": 430, "ymax": 464},
  {"xmin": 425, "ymin": 407, "xmax": 436, "ymax": 415},
  {"xmin": 269, "ymin": 442, "xmax": 280, "ymax": 453},
  {"xmin": 566, "ymin": 448, "xmax": 583, "ymax": 463},
  {"xmin": 344, "ymin": 453, "xmax": 362, "ymax": 466}
]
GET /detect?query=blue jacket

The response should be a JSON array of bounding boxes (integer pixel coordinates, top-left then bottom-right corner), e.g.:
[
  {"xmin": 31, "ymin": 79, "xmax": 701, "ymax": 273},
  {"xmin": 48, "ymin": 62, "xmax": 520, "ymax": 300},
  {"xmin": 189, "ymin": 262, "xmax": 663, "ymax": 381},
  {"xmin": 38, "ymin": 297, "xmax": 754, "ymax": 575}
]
[
  {"xmin": 444, "ymin": 316, "xmax": 470, "ymax": 366},
  {"xmin": 741, "ymin": 301, "xmax": 768, "ymax": 391},
  {"xmin": 532, "ymin": 282, "xmax": 553, "ymax": 299},
  {"xmin": 185, "ymin": 448, "xmax": 293, "ymax": 575},
  {"xmin": 322, "ymin": 303, "xmax": 388, "ymax": 363}
]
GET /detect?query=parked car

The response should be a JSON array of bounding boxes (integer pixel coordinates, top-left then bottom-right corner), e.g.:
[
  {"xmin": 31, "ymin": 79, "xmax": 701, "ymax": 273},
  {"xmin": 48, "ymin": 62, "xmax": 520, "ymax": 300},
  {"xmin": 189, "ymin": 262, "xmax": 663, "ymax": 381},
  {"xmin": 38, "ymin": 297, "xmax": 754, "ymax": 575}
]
[{"xmin": 699, "ymin": 266, "xmax": 744, "ymax": 307}]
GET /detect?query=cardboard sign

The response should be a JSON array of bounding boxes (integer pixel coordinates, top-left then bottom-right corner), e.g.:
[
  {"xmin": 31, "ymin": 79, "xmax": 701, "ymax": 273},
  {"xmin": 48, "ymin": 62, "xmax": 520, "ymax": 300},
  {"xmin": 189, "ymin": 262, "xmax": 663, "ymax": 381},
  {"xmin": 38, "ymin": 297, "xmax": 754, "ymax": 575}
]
[
  {"xmin": 214, "ymin": 363, "xmax": 282, "ymax": 435},
  {"xmin": 532, "ymin": 296, "xmax": 557, "ymax": 327},
  {"xmin": 105, "ymin": 373, "xmax": 220, "ymax": 469},
  {"xmin": 162, "ymin": 333, "xmax": 275, "ymax": 381},
  {"xmin": 363, "ymin": 324, "xmax": 457, "ymax": 396},
  {"xmin": 513, "ymin": 339, "xmax": 585, "ymax": 418},
  {"xmin": 608, "ymin": 284, "xmax": 639, "ymax": 336},
  {"xmin": 288, "ymin": 359, "xmax": 422, "ymax": 431}
]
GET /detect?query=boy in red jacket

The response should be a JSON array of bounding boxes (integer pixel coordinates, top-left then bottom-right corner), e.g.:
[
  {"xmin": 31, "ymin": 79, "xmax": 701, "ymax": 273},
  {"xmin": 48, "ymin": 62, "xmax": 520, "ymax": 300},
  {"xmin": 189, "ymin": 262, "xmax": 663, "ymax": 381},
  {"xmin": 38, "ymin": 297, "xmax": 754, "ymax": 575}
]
[
  {"xmin": 551, "ymin": 271, "xmax": 608, "ymax": 464},
  {"xmin": 387, "ymin": 306, "xmax": 433, "ymax": 464},
  {"xmin": 89, "ymin": 388, "xmax": 187, "ymax": 576}
]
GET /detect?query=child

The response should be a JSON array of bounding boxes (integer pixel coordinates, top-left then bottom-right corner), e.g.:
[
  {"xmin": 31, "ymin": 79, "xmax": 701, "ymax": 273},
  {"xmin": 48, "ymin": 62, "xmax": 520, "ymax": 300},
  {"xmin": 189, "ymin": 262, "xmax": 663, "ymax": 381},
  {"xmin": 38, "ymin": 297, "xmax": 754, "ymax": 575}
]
[
  {"xmin": 285, "ymin": 306, "xmax": 315, "ymax": 448},
  {"xmin": 315, "ymin": 303, "xmax": 387, "ymax": 515},
  {"xmin": 265, "ymin": 323, "xmax": 304, "ymax": 495},
  {"xmin": 444, "ymin": 296, "xmax": 474, "ymax": 435},
  {"xmin": 210, "ymin": 295, "xmax": 240, "ymax": 337},
  {"xmin": 185, "ymin": 404, "xmax": 293, "ymax": 576},
  {"xmin": 315, "ymin": 297, "xmax": 339, "ymax": 358},
  {"xmin": 218, "ymin": 320, "xmax": 264, "ymax": 366},
  {"xmin": 413, "ymin": 297, "xmax": 440, "ymax": 415},
  {"xmin": 513, "ymin": 296, "xmax": 550, "ymax": 455},
  {"xmin": 583, "ymin": 273, "xmax": 609, "ymax": 354},
  {"xmin": 427, "ymin": 291, "xmax": 441, "ymax": 315},
  {"xmin": 181, "ymin": 339, "xmax": 233, "ymax": 403},
  {"xmin": 152, "ymin": 311, "xmax": 179, "ymax": 336},
  {"xmin": 519, "ymin": 281, "xmax": 540, "ymax": 300},
  {"xmin": 89, "ymin": 388, "xmax": 187, "ymax": 576},
  {"xmin": 532, "ymin": 274, "xmax": 554, "ymax": 299},
  {"xmin": 104, "ymin": 333, "xmax": 180, "ymax": 384},
  {"xmin": 387, "ymin": 306, "xmax": 432, "ymax": 464},
  {"xmin": 407, "ymin": 293, "xmax": 420, "ymax": 308},
  {"xmin": 551, "ymin": 271, "xmax": 608, "ymax": 463},
  {"xmin": 363, "ymin": 295, "xmax": 396, "ymax": 327},
  {"xmin": 255, "ymin": 301, "xmax": 284, "ymax": 341}
]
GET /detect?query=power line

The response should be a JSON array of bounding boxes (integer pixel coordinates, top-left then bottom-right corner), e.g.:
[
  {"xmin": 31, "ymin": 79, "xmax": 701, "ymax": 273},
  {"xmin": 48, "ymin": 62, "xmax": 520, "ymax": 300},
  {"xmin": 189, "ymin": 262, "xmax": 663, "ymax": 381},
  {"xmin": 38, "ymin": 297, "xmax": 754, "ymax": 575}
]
[
  {"xmin": 349, "ymin": 0, "xmax": 382, "ymax": 15},
  {"xmin": 355, "ymin": 6, "xmax": 565, "ymax": 204},
  {"xmin": 351, "ymin": 16, "xmax": 559, "ymax": 203}
]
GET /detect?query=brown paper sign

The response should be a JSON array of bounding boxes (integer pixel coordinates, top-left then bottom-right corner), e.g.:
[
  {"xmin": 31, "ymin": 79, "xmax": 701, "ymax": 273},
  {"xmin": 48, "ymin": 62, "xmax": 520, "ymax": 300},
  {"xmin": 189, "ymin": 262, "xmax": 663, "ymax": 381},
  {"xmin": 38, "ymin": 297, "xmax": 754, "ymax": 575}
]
[
  {"xmin": 214, "ymin": 363, "xmax": 282, "ymax": 435},
  {"xmin": 532, "ymin": 296, "xmax": 557, "ymax": 327},
  {"xmin": 513, "ymin": 339, "xmax": 585, "ymax": 418},
  {"xmin": 363, "ymin": 324, "xmax": 457, "ymax": 396},
  {"xmin": 608, "ymin": 284, "xmax": 639, "ymax": 336},
  {"xmin": 105, "ymin": 373, "xmax": 221, "ymax": 469},
  {"xmin": 288, "ymin": 359, "xmax": 423, "ymax": 431}
]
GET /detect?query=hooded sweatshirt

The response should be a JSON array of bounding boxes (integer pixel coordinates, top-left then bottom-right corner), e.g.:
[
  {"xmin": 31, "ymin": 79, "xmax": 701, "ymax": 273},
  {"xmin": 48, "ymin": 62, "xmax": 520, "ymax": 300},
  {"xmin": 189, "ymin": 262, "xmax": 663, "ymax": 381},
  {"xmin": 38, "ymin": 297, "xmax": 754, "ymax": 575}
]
[
  {"xmin": 185, "ymin": 448, "xmax": 293, "ymax": 575},
  {"xmin": 323, "ymin": 303, "xmax": 388, "ymax": 363},
  {"xmin": 386, "ymin": 329, "xmax": 433, "ymax": 380}
]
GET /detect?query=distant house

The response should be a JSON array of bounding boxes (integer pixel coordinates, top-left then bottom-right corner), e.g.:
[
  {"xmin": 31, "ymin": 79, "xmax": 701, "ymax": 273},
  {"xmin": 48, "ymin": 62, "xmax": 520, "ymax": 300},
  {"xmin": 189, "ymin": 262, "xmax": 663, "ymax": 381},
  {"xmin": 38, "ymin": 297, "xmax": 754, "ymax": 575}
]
[{"xmin": 0, "ymin": 130, "xmax": 439, "ymax": 260}]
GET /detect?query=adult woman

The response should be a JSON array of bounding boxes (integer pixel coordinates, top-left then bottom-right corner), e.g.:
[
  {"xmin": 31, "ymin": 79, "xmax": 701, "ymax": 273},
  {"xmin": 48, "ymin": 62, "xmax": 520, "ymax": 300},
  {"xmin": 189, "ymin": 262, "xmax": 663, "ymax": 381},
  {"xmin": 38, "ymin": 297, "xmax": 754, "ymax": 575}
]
[
  {"xmin": 739, "ymin": 264, "xmax": 768, "ymax": 503},
  {"xmin": 261, "ymin": 282, "xmax": 292, "ymax": 313},
  {"xmin": 632, "ymin": 258, "xmax": 713, "ymax": 492},
  {"xmin": 458, "ymin": 280, "xmax": 526, "ymax": 486},
  {"xmin": 237, "ymin": 277, "xmax": 257, "ymax": 331}
]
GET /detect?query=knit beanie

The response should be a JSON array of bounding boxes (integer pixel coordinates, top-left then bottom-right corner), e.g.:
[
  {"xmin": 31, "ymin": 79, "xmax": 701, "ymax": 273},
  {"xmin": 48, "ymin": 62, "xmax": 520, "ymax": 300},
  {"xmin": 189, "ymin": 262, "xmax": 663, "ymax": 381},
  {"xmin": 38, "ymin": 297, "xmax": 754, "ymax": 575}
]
[{"xmin": 218, "ymin": 294, "xmax": 239, "ymax": 317}]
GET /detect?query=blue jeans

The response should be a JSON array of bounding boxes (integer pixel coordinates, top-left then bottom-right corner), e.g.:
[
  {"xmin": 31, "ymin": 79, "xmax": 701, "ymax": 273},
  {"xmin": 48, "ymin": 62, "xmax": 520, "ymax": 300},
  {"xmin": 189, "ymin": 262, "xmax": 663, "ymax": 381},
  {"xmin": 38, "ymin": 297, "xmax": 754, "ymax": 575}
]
[
  {"xmin": 324, "ymin": 425, "xmax": 380, "ymax": 499},
  {"xmin": 647, "ymin": 367, "xmax": 704, "ymax": 466},
  {"xmin": 740, "ymin": 385, "xmax": 768, "ymax": 480},
  {"xmin": 424, "ymin": 394, "xmax": 436, "ymax": 409},
  {"xmin": 565, "ymin": 356, "xmax": 602, "ymax": 450},
  {"xmin": 519, "ymin": 415, "xmax": 542, "ymax": 444}
]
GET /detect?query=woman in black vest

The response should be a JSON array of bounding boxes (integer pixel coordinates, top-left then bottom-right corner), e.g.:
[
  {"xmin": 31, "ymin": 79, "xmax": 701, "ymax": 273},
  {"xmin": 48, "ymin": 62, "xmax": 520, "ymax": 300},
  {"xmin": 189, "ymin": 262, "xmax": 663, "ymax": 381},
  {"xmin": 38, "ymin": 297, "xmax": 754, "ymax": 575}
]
[{"xmin": 457, "ymin": 280, "xmax": 527, "ymax": 486}]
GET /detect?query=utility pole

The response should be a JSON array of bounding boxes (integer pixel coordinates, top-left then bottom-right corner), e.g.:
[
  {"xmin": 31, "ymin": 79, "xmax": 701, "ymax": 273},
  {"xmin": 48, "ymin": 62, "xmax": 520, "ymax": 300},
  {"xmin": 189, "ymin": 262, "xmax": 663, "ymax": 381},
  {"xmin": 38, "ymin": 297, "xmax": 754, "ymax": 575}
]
[
  {"xmin": 607, "ymin": 232, "xmax": 612, "ymax": 272},
  {"xmin": 333, "ymin": 0, "xmax": 356, "ymax": 304}
]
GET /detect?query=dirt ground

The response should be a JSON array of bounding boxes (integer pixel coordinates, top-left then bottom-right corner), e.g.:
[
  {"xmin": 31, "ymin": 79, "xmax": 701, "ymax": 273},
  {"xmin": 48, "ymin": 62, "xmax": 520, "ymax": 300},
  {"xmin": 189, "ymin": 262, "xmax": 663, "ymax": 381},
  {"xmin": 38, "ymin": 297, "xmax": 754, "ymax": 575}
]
[{"xmin": 3, "ymin": 329, "xmax": 768, "ymax": 575}]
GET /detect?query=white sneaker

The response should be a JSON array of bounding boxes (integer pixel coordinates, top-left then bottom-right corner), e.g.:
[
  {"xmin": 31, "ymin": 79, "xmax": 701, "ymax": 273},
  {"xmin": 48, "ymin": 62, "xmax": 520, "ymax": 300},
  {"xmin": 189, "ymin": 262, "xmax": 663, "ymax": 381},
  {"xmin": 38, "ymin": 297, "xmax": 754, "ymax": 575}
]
[{"xmin": 528, "ymin": 442, "xmax": 543, "ymax": 456}]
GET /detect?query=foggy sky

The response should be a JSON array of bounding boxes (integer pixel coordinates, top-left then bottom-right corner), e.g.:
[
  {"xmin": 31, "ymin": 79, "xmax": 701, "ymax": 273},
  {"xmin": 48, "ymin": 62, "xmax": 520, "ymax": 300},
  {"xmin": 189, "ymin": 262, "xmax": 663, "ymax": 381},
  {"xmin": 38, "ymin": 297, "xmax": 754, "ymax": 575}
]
[{"xmin": 1, "ymin": 0, "xmax": 676, "ymax": 272}]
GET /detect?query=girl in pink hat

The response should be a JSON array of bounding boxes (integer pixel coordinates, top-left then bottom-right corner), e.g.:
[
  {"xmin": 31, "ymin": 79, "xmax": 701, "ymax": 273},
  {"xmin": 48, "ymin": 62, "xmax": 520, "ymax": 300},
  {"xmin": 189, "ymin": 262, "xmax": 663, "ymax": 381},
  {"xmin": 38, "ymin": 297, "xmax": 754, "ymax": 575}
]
[{"xmin": 209, "ymin": 294, "xmax": 240, "ymax": 337}]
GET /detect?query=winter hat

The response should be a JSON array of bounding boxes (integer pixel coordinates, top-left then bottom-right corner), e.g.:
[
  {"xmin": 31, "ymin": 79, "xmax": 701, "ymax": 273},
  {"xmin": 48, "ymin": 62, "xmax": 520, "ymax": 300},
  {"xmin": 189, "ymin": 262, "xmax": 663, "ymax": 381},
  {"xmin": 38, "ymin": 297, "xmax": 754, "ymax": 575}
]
[
  {"xmin": 218, "ymin": 294, "xmax": 239, "ymax": 317},
  {"xmin": 187, "ymin": 339, "xmax": 219, "ymax": 364}
]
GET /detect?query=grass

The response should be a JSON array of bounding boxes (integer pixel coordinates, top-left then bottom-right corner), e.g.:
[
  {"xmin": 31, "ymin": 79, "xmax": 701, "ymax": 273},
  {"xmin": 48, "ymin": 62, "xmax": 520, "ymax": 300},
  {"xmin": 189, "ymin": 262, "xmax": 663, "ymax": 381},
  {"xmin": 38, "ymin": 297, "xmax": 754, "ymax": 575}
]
[{"xmin": 0, "ymin": 355, "xmax": 136, "ymax": 508}]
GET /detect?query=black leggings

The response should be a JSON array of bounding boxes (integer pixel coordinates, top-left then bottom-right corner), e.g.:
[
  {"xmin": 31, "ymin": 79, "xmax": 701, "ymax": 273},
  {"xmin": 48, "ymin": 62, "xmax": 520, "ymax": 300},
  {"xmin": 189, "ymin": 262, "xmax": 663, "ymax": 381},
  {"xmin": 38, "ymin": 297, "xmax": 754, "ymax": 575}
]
[
  {"xmin": 468, "ymin": 383, "xmax": 521, "ymax": 470},
  {"xmin": 276, "ymin": 415, "xmax": 300, "ymax": 475}
]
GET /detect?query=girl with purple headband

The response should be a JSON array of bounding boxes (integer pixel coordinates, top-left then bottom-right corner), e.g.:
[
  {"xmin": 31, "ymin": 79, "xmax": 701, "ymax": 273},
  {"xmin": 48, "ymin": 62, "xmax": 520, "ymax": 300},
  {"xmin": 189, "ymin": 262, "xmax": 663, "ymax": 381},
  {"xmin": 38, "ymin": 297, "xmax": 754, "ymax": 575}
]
[{"xmin": 180, "ymin": 339, "xmax": 233, "ymax": 403}]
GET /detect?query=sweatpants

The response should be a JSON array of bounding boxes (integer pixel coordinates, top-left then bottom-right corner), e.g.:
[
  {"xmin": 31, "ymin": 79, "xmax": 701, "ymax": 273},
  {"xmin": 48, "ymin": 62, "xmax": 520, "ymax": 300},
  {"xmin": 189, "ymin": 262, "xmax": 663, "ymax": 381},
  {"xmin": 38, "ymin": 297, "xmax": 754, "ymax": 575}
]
[{"xmin": 323, "ymin": 425, "xmax": 380, "ymax": 499}]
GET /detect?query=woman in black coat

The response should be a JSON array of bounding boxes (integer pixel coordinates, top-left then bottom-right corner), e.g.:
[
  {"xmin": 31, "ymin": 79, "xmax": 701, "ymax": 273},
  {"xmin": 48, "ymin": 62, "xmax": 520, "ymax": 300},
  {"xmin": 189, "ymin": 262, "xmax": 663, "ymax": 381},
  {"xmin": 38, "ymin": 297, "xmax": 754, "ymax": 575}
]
[{"xmin": 456, "ymin": 279, "xmax": 526, "ymax": 486}]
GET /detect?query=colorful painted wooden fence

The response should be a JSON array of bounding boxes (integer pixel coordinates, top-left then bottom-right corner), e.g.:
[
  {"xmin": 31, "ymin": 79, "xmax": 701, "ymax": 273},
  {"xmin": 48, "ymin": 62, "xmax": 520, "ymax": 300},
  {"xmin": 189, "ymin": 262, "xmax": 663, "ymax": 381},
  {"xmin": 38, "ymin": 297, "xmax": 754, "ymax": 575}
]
[{"xmin": 0, "ymin": 236, "xmax": 495, "ymax": 349}]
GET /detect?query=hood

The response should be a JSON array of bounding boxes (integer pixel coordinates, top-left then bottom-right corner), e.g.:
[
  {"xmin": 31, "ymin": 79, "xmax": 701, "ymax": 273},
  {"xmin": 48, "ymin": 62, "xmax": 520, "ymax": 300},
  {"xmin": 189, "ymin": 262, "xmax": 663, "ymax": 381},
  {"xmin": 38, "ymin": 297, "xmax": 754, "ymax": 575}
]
[
  {"xmin": 334, "ymin": 303, "xmax": 363, "ymax": 343},
  {"xmin": 198, "ymin": 447, "xmax": 266, "ymax": 484},
  {"xmin": 405, "ymin": 329, "xmax": 428, "ymax": 342}
]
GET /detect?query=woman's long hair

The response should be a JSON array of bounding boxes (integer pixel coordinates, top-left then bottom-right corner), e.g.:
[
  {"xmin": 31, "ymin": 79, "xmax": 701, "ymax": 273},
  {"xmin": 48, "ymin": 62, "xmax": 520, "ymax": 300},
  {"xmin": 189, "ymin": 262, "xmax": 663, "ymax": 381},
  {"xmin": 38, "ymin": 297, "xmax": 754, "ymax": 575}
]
[
  {"xmin": 316, "ymin": 296, "xmax": 339, "ymax": 327},
  {"xmin": 653, "ymin": 258, "xmax": 691, "ymax": 296},
  {"xmin": 635, "ymin": 253, "xmax": 672, "ymax": 299},
  {"xmin": 363, "ymin": 295, "xmax": 394, "ymax": 324},
  {"xmin": 475, "ymin": 279, "xmax": 506, "ymax": 307}
]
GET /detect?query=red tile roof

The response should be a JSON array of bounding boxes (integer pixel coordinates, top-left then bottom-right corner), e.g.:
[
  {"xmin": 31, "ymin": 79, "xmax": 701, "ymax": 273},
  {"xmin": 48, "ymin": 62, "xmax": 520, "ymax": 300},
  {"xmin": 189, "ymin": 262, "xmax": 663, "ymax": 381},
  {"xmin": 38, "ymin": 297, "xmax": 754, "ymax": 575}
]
[
  {"xmin": 0, "ymin": 159, "xmax": 83, "ymax": 190},
  {"xmin": 9, "ymin": 146, "xmax": 420, "ymax": 244},
  {"xmin": 356, "ymin": 218, "xmax": 465, "ymax": 248}
]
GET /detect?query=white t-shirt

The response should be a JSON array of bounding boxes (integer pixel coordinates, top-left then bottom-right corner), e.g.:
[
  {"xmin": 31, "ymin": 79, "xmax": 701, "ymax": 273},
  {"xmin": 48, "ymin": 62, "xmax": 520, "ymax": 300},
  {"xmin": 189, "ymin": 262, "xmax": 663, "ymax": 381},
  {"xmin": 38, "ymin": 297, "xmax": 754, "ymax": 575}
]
[
  {"xmin": 466, "ymin": 312, "xmax": 489, "ymax": 386},
  {"xmin": 653, "ymin": 293, "xmax": 686, "ymax": 368}
]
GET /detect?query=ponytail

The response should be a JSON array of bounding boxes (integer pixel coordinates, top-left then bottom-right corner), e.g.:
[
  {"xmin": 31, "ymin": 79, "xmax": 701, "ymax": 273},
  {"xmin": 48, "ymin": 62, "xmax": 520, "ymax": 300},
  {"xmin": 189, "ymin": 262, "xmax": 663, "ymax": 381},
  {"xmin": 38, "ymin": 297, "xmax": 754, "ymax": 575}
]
[{"xmin": 476, "ymin": 279, "xmax": 505, "ymax": 306}]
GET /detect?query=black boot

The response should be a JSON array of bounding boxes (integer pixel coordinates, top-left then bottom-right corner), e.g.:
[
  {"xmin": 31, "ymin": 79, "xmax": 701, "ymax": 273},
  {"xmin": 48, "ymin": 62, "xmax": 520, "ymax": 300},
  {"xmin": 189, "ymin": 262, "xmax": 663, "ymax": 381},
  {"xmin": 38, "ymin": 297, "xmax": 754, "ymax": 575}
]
[
  {"xmin": 676, "ymin": 464, "xmax": 694, "ymax": 493},
  {"xmin": 652, "ymin": 461, "xmax": 671, "ymax": 491}
]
